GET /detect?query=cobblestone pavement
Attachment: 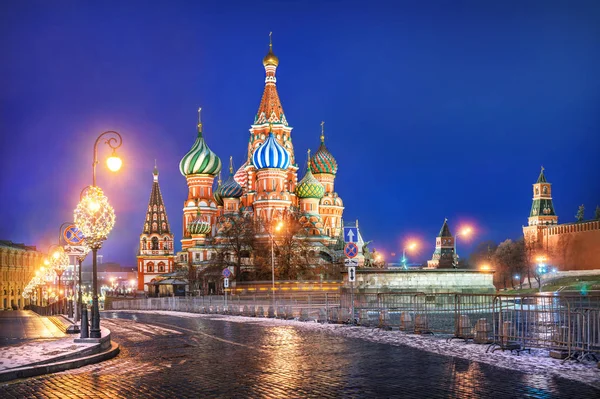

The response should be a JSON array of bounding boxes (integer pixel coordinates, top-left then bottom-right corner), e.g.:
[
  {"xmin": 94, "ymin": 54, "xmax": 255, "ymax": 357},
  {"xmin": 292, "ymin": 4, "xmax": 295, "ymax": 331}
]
[{"xmin": 1, "ymin": 312, "xmax": 598, "ymax": 398}]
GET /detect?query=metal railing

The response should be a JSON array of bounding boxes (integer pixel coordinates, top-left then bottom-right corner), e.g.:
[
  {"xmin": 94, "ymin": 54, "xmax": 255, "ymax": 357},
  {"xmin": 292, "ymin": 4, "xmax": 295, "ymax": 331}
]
[
  {"xmin": 30, "ymin": 298, "xmax": 71, "ymax": 317},
  {"xmin": 110, "ymin": 292, "xmax": 600, "ymax": 361}
]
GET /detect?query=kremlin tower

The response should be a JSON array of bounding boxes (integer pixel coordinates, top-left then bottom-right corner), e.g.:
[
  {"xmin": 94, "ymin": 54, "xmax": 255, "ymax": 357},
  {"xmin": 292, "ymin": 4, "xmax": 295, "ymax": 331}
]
[{"xmin": 137, "ymin": 163, "xmax": 175, "ymax": 290}]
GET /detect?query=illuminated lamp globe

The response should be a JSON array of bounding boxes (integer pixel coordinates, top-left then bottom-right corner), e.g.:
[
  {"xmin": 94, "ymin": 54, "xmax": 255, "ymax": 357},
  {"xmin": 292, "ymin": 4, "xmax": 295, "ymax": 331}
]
[
  {"xmin": 106, "ymin": 150, "xmax": 122, "ymax": 172},
  {"xmin": 74, "ymin": 186, "xmax": 116, "ymax": 249},
  {"xmin": 50, "ymin": 246, "xmax": 69, "ymax": 273}
]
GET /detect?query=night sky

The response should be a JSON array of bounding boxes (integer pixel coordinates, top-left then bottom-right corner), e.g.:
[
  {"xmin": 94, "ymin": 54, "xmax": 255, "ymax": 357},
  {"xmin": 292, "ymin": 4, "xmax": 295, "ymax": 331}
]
[{"xmin": 1, "ymin": 0, "xmax": 599, "ymax": 266}]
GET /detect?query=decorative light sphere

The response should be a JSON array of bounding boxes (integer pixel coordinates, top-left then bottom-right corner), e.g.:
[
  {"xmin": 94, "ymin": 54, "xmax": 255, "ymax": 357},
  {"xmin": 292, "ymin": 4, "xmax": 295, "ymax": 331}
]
[
  {"xmin": 106, "ymin": 155, "xmax": 122, "ymax": 172},
  {"xmin": 50, "ymin": 247, "xmax": 69, "ymax": 272},
  {"xmin": 74, "ymin": 186, "xmax": 116, "ymax": 249}
]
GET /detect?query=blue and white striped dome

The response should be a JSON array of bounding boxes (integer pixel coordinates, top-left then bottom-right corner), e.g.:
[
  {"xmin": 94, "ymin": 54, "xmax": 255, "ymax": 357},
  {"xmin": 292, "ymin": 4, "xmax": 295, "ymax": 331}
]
[{"xmin": 252, "ymin": 132, "xmax": 290, "ymax": 170}]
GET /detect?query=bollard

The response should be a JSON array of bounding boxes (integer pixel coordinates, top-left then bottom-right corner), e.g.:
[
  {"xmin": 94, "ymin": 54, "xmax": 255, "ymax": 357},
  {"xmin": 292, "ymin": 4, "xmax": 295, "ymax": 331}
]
[
  {"xmin": 415, "ymin": 314, "xmax": 429, "ymax": 334},
  {"xmin": 400, "ymin": 312, "xmax": 412, "ymax": 331},
  {"xmin": 80, "ymin": 307, "xmax": 89, "ymax": 339},
  {"xmin": 457, "ymin": 314, "xmax": 472, "ymax": 338},
  {"xmin": 474, "ymin": 318, "xmax": 491, "ymax": 344},
  {"xmin": 501, "ymin": 321, "xmax": 512, "ymax": 346}
]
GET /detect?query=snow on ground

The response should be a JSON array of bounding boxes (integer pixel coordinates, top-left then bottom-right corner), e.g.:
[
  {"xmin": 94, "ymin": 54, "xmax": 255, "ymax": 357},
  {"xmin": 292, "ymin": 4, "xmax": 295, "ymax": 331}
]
[
  {"xmin": 114, "ymin": 310, "xmax": 600, "ymax": 389},
  {"xmin": 0, "ymin": 338, "xmax": 95, "ymax": 372}
]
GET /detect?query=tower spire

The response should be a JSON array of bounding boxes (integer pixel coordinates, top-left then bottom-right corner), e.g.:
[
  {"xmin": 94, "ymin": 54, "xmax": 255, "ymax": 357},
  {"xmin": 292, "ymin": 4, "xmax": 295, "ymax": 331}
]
[
  {"xmin": 153, "ymin": 159, "xmax": 159, "ymax": 181},
  {"xmin": 197, "ymin": 107, "xmax": 202, "ymax": 135},
  {"xmin": 229, "ymin": 155, "xmax": 234, "ymax": 174},
  {"xmin": 320, "ymin": 121, "xmax": 325, "ymax": 143}
]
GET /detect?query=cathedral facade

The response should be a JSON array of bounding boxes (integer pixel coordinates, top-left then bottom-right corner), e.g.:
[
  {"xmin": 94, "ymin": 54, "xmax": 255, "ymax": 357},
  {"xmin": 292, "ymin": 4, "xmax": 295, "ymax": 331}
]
[
  {"xmin": 522, "ymin": 167, "xmax": 600, "ymax": 270},
  {"xmin": 174, "ymin": 38, "xmax": 345, "ymax": 278}
]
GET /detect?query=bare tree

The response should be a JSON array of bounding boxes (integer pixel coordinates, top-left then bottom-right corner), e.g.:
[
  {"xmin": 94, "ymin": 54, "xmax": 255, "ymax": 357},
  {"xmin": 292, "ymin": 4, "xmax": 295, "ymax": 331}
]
[{"xmin": 214, "ymin": 211, "xmax": 257, "ymax": 281}]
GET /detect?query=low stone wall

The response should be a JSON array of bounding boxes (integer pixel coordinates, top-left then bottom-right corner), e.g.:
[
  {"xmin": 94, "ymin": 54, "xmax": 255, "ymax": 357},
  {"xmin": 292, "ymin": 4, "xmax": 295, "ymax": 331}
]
[{"xmin": 347, "ymin": 269, "xmax": 496, "ymax": 294}]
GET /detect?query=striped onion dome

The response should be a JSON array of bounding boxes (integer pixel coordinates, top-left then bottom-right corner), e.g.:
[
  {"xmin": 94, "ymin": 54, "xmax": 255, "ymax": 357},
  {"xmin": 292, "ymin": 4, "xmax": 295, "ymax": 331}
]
[
  {"xmin": 310, "ymin": 123, "xmax": 338, "ymax": 175},
  {"xmin": 188, "ymin": 209, "xmax": 211, "ymax": 235},
  {"xmin": 217, "ymin": 157, "xmax": 243, "ymax": 198},
  {"xmin": 252, "ymin": 132, "xmax": 290, "ymax": 170},
  {"xmin": 213, "ymin": 172, "xmax": 224, "ymax": 206},
  {"xmin": 295, "ymin": 166, "xmax": 325, "ymax": 199},
  {"xmin": 234, "ymin": 160, "xmax": 248, "ymax": 188},
  {"xmin": 179, "ymin": 111, "xmax": 222, "ymax": 176}
]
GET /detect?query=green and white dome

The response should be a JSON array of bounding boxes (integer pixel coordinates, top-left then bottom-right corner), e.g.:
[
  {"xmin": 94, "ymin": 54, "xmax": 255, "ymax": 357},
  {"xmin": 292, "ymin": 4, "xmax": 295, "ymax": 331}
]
[{"xmin": 179, "ymin": 113, "xmax": 222, "ymax": 176}]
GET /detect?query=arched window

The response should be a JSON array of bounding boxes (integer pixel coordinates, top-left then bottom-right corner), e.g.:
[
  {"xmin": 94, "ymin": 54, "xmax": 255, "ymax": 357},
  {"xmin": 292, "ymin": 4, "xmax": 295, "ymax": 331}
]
[
  {"xmin": 147, "ymin": 263, "xmax": 154, "ymax": 272},
  {"xmin": 142, "ymin": 238, "xmax": 147, "ymax": 250},
  {"xmin": 153, "ymin": 205, "xmax": 157, "ymax": 212},
  {"xmin": 158, "ymin": 262, "xmax": 165, "ymax": 272},
  {"xmin": 152, "ymin": 237, "xmax": 159, "ymax": 250}
]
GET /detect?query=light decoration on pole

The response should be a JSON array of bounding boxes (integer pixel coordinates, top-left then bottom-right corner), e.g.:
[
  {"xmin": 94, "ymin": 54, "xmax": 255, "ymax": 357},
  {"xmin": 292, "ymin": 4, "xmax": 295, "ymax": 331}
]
[
  {"xmin": 74, "ymin": 186, "xmax": 116, "ymax": 249},
  {"xmin": 74, "ymin": 185, "xmax": 116, "ymax": 339}
]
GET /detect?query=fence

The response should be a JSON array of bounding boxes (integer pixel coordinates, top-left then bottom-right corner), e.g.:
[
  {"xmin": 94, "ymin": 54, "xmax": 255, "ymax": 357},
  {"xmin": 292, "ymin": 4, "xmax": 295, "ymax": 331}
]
[
  {"xmin": 111, "ymin": 292, "xmax": 600, "ymax": 361},
  {"xmin": 29, "ymin": 298, "xmax": 71, "ymax": 317}
]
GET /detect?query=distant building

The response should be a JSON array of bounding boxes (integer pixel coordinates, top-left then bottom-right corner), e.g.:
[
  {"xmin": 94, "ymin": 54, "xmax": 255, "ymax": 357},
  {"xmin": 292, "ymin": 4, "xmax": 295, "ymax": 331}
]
[
  {"xmin": 137, "ymin": 164, "xmax": 175, "ymax": 291},
  {"xmin": 0, "ymin": 240, "xmax": 44, "ymax": 309},
  {"xmin": 522, "ymin": 167, "xmax": 600, "ymax": 270},
  {"xmin": 427, "ymin": 219, "xmax": 456, "ymax": 269}
]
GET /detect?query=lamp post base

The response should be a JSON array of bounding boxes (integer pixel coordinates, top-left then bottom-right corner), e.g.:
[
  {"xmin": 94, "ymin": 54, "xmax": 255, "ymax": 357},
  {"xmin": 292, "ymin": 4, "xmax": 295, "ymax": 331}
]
[{"xmin": 90, "ymin": 247, "xmax": 102, "ymax": 338}]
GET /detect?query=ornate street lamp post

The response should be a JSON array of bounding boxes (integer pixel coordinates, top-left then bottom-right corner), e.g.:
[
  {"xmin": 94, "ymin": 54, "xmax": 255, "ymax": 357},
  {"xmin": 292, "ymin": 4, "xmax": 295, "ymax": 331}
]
[
  {"xmin": 74, "ymin": 131, "xmax": 122, "ymax": 339},
  {"xmin": 47, "ymin": 244, "xmax": 69, "ymax": 313}
]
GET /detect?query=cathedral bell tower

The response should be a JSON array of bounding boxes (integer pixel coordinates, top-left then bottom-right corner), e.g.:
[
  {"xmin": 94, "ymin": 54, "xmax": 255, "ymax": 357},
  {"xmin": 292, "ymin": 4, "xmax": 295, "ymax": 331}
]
[{"xmin": 137, "ymin": 163, "xmax": 175, "ymax": 291}]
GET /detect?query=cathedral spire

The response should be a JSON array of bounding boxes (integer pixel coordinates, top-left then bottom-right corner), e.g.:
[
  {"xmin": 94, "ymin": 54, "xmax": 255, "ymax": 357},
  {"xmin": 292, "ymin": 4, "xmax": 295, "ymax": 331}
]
[
  {"xmin": 153, "ymin": 159, "xmax": 159, "ymax": 182},
  {"xmin": 197, "ymin": 107, "xmax": 203, "ymax": 136},
  {"xmin": 256, "ymin": 33, "xmax": 287, "ymax": 126},
  {"xmin": 320, "ymin": 121, "xmax": 325, "ymax": 143}
]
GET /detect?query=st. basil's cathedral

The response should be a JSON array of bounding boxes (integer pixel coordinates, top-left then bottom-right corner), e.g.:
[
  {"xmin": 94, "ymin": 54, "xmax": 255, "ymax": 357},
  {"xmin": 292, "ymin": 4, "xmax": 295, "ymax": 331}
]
[{"xmin": 137, "ymin": 37, "xmax": 347, "ymax": 290}]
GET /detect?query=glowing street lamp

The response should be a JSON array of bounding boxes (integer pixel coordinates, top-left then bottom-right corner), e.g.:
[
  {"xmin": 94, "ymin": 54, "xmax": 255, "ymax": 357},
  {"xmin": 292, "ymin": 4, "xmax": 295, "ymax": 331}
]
[
  {"xmin": 479, "ymin": 264, "xmax": 491, "ymax": 271},
  {"xmin": 48, "ymin": 244, "xmax": 69, "ymax": 308},
  {"xmin": 402, "ymin": 241, "xmax": 418, "ymax": 270},
  {"xmin": 454, "ymin": 226, "xmax": 473, "ymax": 269},
  {"xmin": 535, "ymin": 255, "xmax": 547, "ymax": 293},
  {"xmin": 74, "ymin": 130, "xmax": 122, "ymax": 339}
]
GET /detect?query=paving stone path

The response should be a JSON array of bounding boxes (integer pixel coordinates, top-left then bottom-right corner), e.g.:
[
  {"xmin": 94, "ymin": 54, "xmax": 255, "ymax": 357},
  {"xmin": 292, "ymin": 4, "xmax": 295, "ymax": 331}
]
[{"xmin": 1, "ymin": 311, "xmax": 598, "ymax": 398}]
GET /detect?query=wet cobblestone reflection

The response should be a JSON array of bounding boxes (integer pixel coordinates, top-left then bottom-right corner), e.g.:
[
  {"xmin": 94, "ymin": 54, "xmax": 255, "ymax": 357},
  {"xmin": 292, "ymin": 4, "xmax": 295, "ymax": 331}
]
[{"xmin": 1, "ymin": 312, "xmax": 598, "ymax": 398}]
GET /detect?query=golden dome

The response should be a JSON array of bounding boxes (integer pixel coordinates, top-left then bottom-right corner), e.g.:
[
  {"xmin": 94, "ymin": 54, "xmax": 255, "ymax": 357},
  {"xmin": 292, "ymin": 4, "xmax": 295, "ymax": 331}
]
[
  {"xmin": 263, "ymin": 45, "xmax": 279, "ymax": 67},
  {"xmin": 263, "ymin": 32, "xmax": 279, "ymax": 67}
]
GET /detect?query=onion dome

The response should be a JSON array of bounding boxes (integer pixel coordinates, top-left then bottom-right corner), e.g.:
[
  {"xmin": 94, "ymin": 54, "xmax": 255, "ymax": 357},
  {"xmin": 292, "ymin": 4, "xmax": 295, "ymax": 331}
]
[
  {"xmin": 218, "ymin": 157, "xmax": 244, "ymax": 198},
  {"xmin": 310, "ymin": 121, "xmax": 338, "ymax": 175},
  {"xmin": 252, "ymin": 129, "xmax": 290, "ymax": 170},
  {"xmin": 263, "ymin": 32, "xmax": 279, "ymax": 67},
  {"xmin": 179, "ymin": 108, "xmax": 222, "ymax": 177},
  {"xmin": 234, "ymin": 160, "xmax": 248, "ymax": 188},
  {"xmin": 295, "ymin": 150, "xmax": 325, "ymax": 199},
  {"xmin": 213, "ymin": 172, "xmax": 224, "ymax": 206},
  {"xmin": 188, "ymin": 207, "xmax": 211, "ymax": 235}
]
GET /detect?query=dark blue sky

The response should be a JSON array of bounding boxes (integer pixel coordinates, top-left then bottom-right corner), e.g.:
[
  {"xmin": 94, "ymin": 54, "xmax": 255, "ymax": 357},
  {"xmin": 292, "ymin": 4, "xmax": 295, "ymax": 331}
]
[{"xmin": 1, "ymin": 0, "xmax": 599, "ymax": 266}]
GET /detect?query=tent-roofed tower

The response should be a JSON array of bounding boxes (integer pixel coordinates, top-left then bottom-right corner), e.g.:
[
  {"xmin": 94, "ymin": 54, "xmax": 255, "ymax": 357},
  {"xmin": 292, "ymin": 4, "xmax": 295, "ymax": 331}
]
[
  {"xmin": 427, "ymin": 219, "xmax": 455, "ymax": 269},
  {"xmin": 137, "ymin": 162, "xmax": 175, "ymax": 291},
  {"xmin": 528, "ymin": 166, "xmax": 558, "ymax": 227},
  {"xmin": 241, "ymin": 33, "xmax": 298, "ymax": 211}
]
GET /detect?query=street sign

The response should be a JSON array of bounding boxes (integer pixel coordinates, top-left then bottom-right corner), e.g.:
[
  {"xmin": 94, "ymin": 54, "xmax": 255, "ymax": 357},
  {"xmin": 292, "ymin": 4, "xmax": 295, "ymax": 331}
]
[
  {"xmin": 64, "ymin": 245, "xmax": 89, "ymax": 256},
  {"xmin": 343, "ymin": 227, "xmax": 358, "ymax": 243},
  {"xmin": 344, "ymin": 258, "xmax": 358, "ymax": 267},
  {"xmin": 64, "ymin": 225, "xmax": 85, "ymax": 245},
  {"xmin": 344, "ymin": 242, "xmax": 358, "ymax": 259},
  {"xmin": 348, "ymin": 267, "xmax": 356, "ymax": 282},
  {"xmin": 222, "ymin": 268, "xmax": 231, "ymax": 278},
  {"xmin": 224, "ymin": 278, "xmax": 229, "ymax": 288}
]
